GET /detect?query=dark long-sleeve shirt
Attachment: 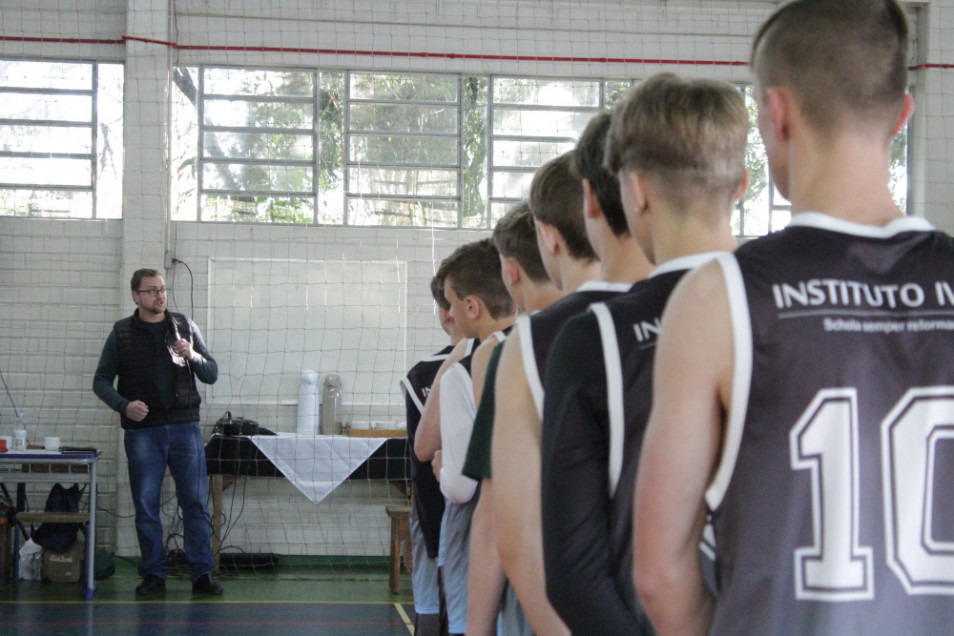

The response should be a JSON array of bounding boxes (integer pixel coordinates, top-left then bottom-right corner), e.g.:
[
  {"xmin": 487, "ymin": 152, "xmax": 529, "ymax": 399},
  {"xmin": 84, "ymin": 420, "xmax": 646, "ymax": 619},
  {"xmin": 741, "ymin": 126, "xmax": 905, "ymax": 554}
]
[{"xmin": 93, "ymin": 313, "xmax": 217, "ymax": 415}]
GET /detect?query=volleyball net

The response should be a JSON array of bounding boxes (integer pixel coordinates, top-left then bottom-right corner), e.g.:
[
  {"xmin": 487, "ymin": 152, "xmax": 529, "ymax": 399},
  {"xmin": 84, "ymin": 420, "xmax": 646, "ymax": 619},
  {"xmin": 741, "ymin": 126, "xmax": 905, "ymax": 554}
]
[{"xmin": 0, "ymin": 0, "xmax": 923, "ymax": 578}]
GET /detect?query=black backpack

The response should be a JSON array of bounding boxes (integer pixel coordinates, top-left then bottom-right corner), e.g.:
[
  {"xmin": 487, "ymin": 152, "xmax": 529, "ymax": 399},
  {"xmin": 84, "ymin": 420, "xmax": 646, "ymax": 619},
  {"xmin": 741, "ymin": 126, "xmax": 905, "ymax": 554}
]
[{"xmin": 30, "ymin": 484, "xmax": 83, "ymax": 553}]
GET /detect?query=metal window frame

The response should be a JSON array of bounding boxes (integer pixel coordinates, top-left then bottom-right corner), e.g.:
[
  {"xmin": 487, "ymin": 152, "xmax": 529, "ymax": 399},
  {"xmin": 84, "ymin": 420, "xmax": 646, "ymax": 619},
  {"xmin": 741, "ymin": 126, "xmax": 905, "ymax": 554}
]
[
  {"xmin": 487, "ymin": 75, "xmax": 607, "ymax": 228},
  {"xmin": 184, "ymin": 67, "xmax": 912, "ymax": 236},
  {"xmin": 734, "ymin": 83, "xmax": 791, "ymax": 239},
  {"xmin": 0, "ymin": 59, "xmax": 114, "ymax": 218},
  {"xmin": 196, "ymin": 65, "xmax": 320, "ymax": 223},
  {"xmin": 344, "ymin": 69, "xmax": 464, "ymax": 228}
]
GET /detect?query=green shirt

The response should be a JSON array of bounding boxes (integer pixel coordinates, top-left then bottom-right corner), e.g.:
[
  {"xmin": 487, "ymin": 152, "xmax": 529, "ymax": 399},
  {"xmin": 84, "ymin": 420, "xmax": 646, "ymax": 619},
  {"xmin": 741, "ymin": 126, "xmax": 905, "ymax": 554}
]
[{"xmin": 461, "ymin": 341, "xmax": 505, "ymax": 480}]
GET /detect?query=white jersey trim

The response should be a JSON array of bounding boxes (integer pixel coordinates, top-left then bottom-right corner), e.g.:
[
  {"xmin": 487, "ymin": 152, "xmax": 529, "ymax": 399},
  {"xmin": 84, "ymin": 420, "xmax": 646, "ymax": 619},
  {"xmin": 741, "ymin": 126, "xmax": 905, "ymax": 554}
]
[
  {"xmin": 516, "ymin": 314, "xmax": 545, "ymax": 420},
  {"xmin": 402, "ymin": 342, "xmax": 464, "ymax": 414},
  {"xmin": 577, "ymin": 280, "xmax": 633, "ymax": 293},
  {"xmin": 591, "ymin": 302, "xmax": 626, "ymax": 498},
  {"xmin": 651, "ymin": 251, "xmax": 730, "ymax": 278},
  {"xmin": 419, "ymin": 352, "xmax": 452, "ymax": 363},
  {"xmin": 788, "ymin": 212, "xmax": 934, "ymax": 237},
  {"xmin": 705, "ymin": 254, "xmax": 754, "ymax": 510},
  {"xmin": 401, "ymin": 376, "xmax": 425, "ymax": 415}
]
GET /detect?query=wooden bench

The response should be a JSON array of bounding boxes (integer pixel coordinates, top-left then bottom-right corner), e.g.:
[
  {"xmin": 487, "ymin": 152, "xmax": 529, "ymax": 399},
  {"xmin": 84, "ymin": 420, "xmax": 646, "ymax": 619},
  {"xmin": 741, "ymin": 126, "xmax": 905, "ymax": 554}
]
[{"xmin": 385, "ymin": 504, "xmax": 413, "ymax": 594}]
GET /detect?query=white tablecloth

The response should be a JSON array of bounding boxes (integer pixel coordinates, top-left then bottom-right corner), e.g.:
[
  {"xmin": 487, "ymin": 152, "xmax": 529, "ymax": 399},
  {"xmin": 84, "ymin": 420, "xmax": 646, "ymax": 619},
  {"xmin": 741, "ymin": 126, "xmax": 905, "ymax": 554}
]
[{"xmin": 248, "ymin": 433, "xmax": 387, "ymax": 504}]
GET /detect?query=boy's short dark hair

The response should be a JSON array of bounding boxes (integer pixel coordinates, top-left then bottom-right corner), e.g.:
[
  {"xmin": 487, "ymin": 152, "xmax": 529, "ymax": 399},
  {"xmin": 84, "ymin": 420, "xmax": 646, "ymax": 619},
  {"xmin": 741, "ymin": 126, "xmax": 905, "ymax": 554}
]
[
  {"xmin": 752, "ymin": 0, "xmax": 908, "ymax": 136},
  {"xmin": 430, "ymin": 274, "xmax": 450, "ymax": 311},
  {"xmin": 571, "ymin": 112, "xmax": 628, "ymax": 237},
  {"xmin": 436, "ymin": 238, "xmax": 514, "ymax": 319},
  {"xmin": 529, "ymin": 153, "xmax": 597, "ymax": 262},
  {"xmin": 492, "ymin": 201, "xmax": 550, "ymax": 284}
]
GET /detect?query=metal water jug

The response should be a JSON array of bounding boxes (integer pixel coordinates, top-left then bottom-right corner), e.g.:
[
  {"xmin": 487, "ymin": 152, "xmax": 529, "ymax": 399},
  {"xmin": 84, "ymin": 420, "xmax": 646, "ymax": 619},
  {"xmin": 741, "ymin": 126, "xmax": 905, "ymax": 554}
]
[{"xmin": 320, "ymin": 373, "xmax": 343, "ymax": 435}]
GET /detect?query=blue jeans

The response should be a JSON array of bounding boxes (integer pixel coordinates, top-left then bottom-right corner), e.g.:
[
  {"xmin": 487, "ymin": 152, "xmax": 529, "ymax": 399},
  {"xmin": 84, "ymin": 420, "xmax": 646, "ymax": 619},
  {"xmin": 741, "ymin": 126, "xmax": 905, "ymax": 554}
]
[{"xmin": 124, "ymin": 423, "xmax": 214, "ymax": 581}]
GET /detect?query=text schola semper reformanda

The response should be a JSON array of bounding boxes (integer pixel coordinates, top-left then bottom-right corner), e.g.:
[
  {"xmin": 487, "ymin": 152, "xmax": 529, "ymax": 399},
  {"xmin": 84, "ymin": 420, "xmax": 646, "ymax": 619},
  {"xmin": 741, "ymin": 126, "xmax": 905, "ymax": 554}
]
[{"xmin": 823, "ymin": 317, "xmax": 954, "ymax": 334}]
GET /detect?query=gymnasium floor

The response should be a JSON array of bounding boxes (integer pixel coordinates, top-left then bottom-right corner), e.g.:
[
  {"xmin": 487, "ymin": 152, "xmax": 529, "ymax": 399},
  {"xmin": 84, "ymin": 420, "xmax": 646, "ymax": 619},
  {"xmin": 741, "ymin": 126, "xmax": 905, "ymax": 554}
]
[{"xmin": 0, "ymin": 558, "xmax": 417, "ymax": 635}]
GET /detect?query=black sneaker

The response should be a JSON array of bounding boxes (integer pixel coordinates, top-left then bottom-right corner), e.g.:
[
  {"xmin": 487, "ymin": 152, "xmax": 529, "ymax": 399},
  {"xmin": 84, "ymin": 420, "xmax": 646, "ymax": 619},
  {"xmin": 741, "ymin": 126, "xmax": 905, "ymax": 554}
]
[
  {"xmin": 192, "ymin": 573, "xmax": 223, "ymax": 596},
  {"xmin": 135, "ymin": 574, "xmax": 166, "ymax": 596}
]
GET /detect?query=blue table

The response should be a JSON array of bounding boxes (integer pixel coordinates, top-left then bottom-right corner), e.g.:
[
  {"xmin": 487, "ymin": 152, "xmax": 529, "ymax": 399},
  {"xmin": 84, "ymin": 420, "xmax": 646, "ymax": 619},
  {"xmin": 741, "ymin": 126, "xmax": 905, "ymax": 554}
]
[{"xmin": 0, "ymin": 448, "xmax": 100, "ymax": 598}]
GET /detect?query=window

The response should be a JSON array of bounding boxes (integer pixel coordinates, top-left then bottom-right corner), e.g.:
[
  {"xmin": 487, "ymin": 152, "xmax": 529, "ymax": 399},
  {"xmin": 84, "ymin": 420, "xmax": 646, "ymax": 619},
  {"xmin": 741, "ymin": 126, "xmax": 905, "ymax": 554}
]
[
  {"xmin": 173, "ymin": 66, "xmax": 909, "ymax": 237},
  {"xmin": 347, "ymin": 72, "xmax": 466, "ymax": 228},
  {"xmin": 0, "ymin": 60, "xmax": 124, "ymax": 219},
  {"xmin": 488, "ymin": 77, "xmax": 608, "ymax": 226},
  {"xmin": 735, "ymin": 85, "xmax": 909, "ymax": 239},
  {"xmin": 171, "ymin": 67, "xmax": 339, "ymax": 223}
]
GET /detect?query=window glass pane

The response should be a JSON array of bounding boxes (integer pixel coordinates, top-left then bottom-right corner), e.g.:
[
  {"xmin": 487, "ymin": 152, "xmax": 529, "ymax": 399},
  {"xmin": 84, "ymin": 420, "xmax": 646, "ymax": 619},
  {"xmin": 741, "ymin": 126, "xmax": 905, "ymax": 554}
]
[
  {"xmin": 770, "ymin": 209, "xmax": 792, "ymax": 232},
  {"xmin": 348, "ymin": 167, "xmax": 458, "ymax": 197},
  {"xmin": 349, "ymin": 134, "xmax": 458, "ymax": 166},
  {"xmin": 0, "ymin": 94, "xmax": 92, "ymax": 122},
  {"xmin": 493, "ymin": 78, "xmax": 600, "ymax": 107},
  {"xmin": 740, "ymin": 204, "xmax": 769, "ymax": 237},
  {"xmin": 318, "ymin": 71, "xmax": 344, "ymax": 222},
  {"xmin": 349, "ymin": 104, "xmax": 458, "ymax": 134},
  {"xmin": 490, "ymin": 201, "xmax": 516, "ymax": 225},
  {"xmin": 0, "ymin": 189, "xmax": 91, "ymax": 218},
  {"xmin": 0, "ymin": 157, "xmax": 90, "ymax": 186},
  {"xmin": 0, "ymin": 125, "xmax": 91, "ymax": 154},
  {"xmin": 491, "ymin": 170, "xmax": 534, "ymax": 199},
  {"xmin": 772, "ymin": 186, "xmax": 790, "ymax": 208},
  {"xmin": 462, "ymin": 76, "xmax": 488, "ymax": 225},
  {"xmin": 203, "ymin": 99, "xmax": 313, "ymax": 129},
  {"xmin": 204, "ymin": 68, "xmax": 314, "ymax": 97},
  {"xmin": 350, "ymin": 73, "xmax": 458, "ymax": 102},
  {"xmin": 463, "ymin": 204, "xmax": 488, "ymax": 228},
  {"xmin": 739, "ymin": 86, "xmax": 769, "ymax": 237},
  {"xmin": 171, "ymin": 66, "xmax": 199, "ymax": 221},
  {"xmin": 96, "ymin": 63, "xmax": 124, "ymax": 220},
  {"xmin": 0, "ymin": 60, "xmax": 119, "ymax": 219},
  {"xmin": 604, "ymin": 80, "xmax": 635, "ymax": 107},
  {"xmin": 203, "ymin": 162, "xmax": 313, "ymax": 192},
  {"xmin": 493, "ymin": 140, "xmax": 573, "ymax": 168},
  {"xmin": 492, "ymin": 108, "xmax": 595, "ymax": 137},
  {"xmin": 203, "ymin": 131, "xmax": 313, "ymax": 161},
  {"xmin": 890, "ymin": 124, "xmax": 907, "ymax": 212},
  {"xmin": 0, "ymin": 60, "xmax": 91, "ymax": 90},
  {"xmin": 348, "ymin": 198, "xmax": 458, "ymax": 227},
  {"xmin": 200, "ymin": 194, "xmax": 315, "ymax": 223},
  {"xmin": 318, "ymin": 185, "xmax": 344, "ymax": 224}
]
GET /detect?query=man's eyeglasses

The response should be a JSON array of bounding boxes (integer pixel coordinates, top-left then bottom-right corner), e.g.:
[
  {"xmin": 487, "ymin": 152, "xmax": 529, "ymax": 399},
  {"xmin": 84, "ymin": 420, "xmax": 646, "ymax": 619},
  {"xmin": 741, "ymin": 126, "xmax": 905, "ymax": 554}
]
[{"xmin": 137, "ymin": 288, "xmax": 168, "ymax": 297}]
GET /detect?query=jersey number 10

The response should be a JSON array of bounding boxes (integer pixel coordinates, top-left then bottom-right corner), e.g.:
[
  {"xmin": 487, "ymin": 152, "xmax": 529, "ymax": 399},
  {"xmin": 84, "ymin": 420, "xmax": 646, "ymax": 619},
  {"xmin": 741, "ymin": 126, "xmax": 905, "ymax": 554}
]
[{"xmin": 790, "ymin": 387, "xmax": 954, "ymax": 601}]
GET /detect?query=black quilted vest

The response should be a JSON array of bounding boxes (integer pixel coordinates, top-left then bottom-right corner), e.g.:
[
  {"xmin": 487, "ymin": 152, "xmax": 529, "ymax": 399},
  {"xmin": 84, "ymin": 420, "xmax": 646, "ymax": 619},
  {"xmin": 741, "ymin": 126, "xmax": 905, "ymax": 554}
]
[{"xmin": 114, "ymin": 311, "xmax": 201, "ymax": 429}]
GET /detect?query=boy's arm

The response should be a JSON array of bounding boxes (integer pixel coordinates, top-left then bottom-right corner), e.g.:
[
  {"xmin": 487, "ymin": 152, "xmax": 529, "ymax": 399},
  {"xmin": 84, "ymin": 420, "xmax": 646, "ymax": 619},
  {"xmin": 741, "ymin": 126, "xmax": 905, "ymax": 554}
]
[
  {"xmin": 542, "ymin": 317, "xmax": 638, "ymax": 634},
  {"xmin": 492, "ymin": 329, "xmax": 570, "ymax": 636},
  {"xmin": 634, "ymin": 263, "xmax": 732, "ymax": 636},
  {"xmin": 466, "ymin": 480, "xmax": 507, "ymax": 636}
]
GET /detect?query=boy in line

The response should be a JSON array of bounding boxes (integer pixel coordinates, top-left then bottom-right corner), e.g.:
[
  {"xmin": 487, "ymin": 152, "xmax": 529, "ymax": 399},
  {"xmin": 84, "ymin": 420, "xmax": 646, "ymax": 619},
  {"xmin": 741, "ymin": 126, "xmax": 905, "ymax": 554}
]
[
  {"xmin": 635, "ymin": 2, "xmax": 954, "ymax": 634},
  {"xmin": 401, "ymin": 275, "xmax": 465, "ymax": 635},
  {"xmin": 541, "ymin": 73, "xmax": 747, "ymax": 635},
  {"xmin": 462, "ymin": 202, "xmax": 561, "ymax": 635},
  {"xmin": 421, "ymin": 239, "xmax": 515, "ymax": 636},
  {"xmin": 493, "ymin": 141, "xmax": 653, "ymax": 634}
]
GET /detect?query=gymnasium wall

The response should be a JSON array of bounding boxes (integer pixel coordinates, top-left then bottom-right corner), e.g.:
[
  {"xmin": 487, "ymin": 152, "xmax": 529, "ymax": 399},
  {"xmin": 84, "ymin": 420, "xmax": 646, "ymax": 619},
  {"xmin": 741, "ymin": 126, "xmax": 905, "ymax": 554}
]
[{"xmin": 1, "ymin": 0, "xmax": 952, "ymax": 557}]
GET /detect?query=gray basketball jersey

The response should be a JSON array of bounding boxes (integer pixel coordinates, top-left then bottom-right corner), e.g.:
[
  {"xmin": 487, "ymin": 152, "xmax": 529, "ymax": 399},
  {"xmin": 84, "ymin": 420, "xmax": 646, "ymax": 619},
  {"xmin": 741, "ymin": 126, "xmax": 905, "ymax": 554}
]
[{"xmin": 708, "ymin": 213, "xmax": 954, "ymax": 634}]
